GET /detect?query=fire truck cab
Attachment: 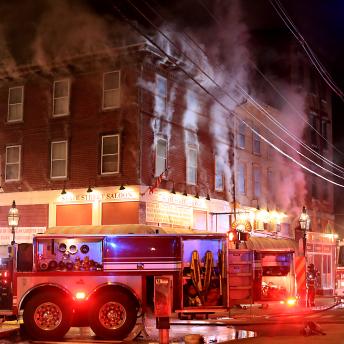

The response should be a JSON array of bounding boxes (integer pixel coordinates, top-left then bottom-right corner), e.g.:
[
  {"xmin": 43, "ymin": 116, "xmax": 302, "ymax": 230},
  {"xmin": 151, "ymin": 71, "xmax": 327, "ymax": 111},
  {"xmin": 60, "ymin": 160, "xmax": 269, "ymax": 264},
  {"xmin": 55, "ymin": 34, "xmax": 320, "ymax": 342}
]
[{"xmin": 0, "ymin": 225, "xmax": 228, "ymax": 340}]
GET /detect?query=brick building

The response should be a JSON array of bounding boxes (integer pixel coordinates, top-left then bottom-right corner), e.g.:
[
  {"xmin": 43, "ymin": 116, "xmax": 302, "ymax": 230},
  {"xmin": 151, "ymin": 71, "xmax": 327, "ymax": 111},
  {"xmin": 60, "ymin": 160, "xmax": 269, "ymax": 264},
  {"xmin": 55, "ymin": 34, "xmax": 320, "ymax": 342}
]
[
  {"xmin": 0, "ymin": 30, "xmax": 336, "ymax": 293},
  {"xmin": 0, "ymin": 43, "xmax": 234, "ymax": 239}
]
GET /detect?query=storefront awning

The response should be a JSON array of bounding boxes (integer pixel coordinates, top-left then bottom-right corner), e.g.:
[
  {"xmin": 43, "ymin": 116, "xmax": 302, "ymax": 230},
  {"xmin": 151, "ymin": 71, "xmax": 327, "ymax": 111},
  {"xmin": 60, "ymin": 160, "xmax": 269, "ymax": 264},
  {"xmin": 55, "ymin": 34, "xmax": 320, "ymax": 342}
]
[{"xmin": 245, "ymin": 236, "xmax": 299, "ymax": 253}]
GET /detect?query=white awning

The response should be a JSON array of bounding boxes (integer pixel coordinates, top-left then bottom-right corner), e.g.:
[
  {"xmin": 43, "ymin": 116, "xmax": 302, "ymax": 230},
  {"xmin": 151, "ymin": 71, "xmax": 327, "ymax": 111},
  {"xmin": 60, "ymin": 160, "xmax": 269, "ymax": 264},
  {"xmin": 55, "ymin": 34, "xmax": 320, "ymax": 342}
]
[{"xmin": 245, "ymin": 236, "xmax": 299, "ymax": 253}]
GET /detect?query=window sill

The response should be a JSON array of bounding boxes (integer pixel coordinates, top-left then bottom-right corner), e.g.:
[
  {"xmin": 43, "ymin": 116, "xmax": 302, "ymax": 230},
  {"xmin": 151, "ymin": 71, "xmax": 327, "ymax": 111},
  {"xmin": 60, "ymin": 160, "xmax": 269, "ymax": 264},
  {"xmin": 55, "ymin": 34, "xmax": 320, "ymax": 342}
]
[
  {"xmin": 6, "ymin": 120, "xmax": 24, "ymax": 124},
  {"xmin": 100, "ymin": 172, "xmax": 120, "ymax": 176},
  {"xmin": 51, "ymin": 113, "xmax": 70, "ymax": 118},
  {"xmin": 102, "ymin": 106, "xmax": 121, "ymax": 112}
]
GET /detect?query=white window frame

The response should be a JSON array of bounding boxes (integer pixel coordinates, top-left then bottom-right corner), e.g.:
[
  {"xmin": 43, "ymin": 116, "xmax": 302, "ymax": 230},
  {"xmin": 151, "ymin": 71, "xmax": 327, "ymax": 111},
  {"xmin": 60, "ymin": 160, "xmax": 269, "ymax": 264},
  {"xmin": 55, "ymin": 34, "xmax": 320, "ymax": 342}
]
[
  {"xmin": 50, "ymin": 140, "xmax": 68, "ymax": 179},
  {"xmin": 253, "ymin": 165, "xmax": 261, "ymax": 198},
  {"xmin": 267, "ymin": 168, "xmax": 274, "ymax": 193},
  {"xmin": 53, "ymin": 79, "xmax": 70, "ymax": 117},
  {"xmin": 5, "ymin": 145, "xmax": 21, "ymax": 181},
  {"xmin": 155, "ymin": 137, "xmax": 167, "ymax": 177},
  {"xmin": 321, "ymin": 119, "xmax": 328, "ymax": 149},
  {"xmin": 155, "ymin": 74, "xmax": 167, "ymax": 115},
  {"xmin": 237, "ymin": 122, "xmax": 246, "ymax": 149},
  {"xmin": 186, "ymin": 145, "xmax": 197, "ymax": 185},
  {"xmin": 253, "ymin": 129, "xmax": 261, "ymax": 155},
  {"xmin": 8, "ymin": 86, "xmax": 24, "ymax": 122},
  {"xmin": 102, "ymin": 71, "xmax": 121, "ymax": 110},
  {"xmin": 101, "ymin": 134, "xmax": 120, "ymax": 175},
  {"xmin": 237, "ymin": 162, "xmax": 246, "ymax": 195},
  {"xmin": 215, "ymin": 155, "xmax": 224, "ymax": 191}
]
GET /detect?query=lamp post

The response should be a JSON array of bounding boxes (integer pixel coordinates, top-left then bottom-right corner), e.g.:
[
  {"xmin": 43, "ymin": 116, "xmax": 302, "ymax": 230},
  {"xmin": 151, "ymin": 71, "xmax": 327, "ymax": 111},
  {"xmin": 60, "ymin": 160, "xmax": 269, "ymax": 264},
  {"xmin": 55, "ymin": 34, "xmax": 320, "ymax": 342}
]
[
  {"xmin": 8, "ymin": 201, "xmax": 19, "ymax": 245},
  {"xmin": 299, "ymin": 206, "xmax": 310, "ymax": 256}
]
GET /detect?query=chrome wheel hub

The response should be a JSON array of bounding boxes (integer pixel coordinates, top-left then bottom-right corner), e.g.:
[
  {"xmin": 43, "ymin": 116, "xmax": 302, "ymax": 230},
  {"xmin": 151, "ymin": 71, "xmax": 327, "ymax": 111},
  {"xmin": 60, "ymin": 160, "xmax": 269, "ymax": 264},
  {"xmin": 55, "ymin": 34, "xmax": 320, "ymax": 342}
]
[
  {"xmin": 99, "ymin": 301, "xmax": 126, "ymax": 329},
  {"xmin": 34, "ymin": 302, "xmax": 62, "ymax": 330}
]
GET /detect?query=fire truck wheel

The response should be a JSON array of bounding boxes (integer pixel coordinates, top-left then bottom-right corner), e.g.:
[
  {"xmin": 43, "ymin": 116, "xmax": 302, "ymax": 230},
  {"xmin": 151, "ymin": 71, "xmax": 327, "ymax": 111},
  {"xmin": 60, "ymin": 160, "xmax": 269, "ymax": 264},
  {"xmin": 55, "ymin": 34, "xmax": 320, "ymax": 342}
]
[
  {"xmin": 89, "ymin": 290, "xmax": 137, "ymax": 339},
  {"xmin": 23, "ymin": 291, "xmax": 72, "ymax": 340}
]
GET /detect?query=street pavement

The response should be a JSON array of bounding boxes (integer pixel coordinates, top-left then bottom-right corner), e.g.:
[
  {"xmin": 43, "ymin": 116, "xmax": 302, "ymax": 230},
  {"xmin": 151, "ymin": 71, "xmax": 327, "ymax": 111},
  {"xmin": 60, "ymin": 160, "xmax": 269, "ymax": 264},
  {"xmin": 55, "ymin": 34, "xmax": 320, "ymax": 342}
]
[{"xmin": 0, "ymin": 296, "xmax": 341, "ymax": 343}]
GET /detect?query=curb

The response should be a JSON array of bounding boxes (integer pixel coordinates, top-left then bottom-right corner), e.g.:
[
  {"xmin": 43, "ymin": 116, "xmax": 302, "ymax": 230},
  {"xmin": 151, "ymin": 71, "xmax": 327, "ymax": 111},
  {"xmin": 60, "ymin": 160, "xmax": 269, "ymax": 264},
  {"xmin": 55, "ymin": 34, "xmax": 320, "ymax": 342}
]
[{"xmin": 0, "ymin": 325, "xmax": 19, "ymax": 338}]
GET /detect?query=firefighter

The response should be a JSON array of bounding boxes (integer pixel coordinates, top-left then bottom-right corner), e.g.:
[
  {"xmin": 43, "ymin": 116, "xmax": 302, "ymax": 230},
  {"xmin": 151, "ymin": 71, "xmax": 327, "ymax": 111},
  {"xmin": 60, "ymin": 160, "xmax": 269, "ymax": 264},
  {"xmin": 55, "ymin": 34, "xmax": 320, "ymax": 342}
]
[
  {"xmin": 184, "ymin": 281, "xmax": 202, "ymax": 307},
  {"xmin": 306, "ymin": 264, "xmax": 319, "ymax": 307}
]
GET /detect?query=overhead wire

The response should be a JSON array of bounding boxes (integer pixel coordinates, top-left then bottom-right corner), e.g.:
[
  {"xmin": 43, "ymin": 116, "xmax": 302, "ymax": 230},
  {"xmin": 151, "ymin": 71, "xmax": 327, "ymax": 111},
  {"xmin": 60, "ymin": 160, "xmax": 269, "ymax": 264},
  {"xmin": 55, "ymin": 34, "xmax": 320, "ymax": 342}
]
[
  {"xmin": 195, "ymin": 0, "xmax": 344, "ymax": 170},
  {"xmin": 138, "ymin": 0, "xmax": 344, "ymax": 179},
  {"xmin": 269, "ymin": 0, "xmax": 344, "ymax": 101},
  {"xmin": 111, "ymin": 1, "xmax": 344, "ymax": 188},
  {"xmin": 252, "ymin": 63, "xmax": 344, "ymax": 161}
]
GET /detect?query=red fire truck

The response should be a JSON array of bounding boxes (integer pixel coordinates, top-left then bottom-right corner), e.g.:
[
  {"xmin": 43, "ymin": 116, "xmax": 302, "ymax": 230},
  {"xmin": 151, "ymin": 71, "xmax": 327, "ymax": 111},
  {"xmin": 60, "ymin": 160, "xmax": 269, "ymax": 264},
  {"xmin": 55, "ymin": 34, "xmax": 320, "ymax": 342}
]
[
  {"xmin": 0, "ymin": 225, "xmax": 231, "ymax": 340},
  {"xmin": 335, "ymin": 241, "xmax": 344, "ymax": 301}
]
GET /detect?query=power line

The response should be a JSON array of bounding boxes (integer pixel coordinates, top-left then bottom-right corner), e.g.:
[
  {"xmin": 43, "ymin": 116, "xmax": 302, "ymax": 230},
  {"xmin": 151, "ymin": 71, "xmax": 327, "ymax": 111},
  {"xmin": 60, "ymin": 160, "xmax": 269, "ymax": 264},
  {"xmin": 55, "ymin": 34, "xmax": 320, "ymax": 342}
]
[
  {"xmin": 111, "ymin": 1, "xmax": 344, "ymax": 189},
  {"xmin": 269, "ymin": 0, "xmax": 344, "ymax": 101},
  {"xmin": 143, "ymin": 0, "xmax": 344, "ymax": 174},
  {"xmin": 194, "ymin": 0, "xmax": 344, "ymax": 171},
  {"xmin": 129, "ymin": 0, "xmax": 344, "ymax": 182}
]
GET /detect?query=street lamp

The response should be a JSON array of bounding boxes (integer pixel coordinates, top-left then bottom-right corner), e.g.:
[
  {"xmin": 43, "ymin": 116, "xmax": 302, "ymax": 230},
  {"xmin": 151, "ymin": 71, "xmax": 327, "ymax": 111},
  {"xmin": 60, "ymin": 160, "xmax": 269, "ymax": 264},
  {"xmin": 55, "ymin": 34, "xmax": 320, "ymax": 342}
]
[
  {"xmin": 299, "ymin": 206, "xmax": 310, "ymax": 256},
  {"xmin": 8, "ymin": 201, "xmax": 19, "ymax": 245}
]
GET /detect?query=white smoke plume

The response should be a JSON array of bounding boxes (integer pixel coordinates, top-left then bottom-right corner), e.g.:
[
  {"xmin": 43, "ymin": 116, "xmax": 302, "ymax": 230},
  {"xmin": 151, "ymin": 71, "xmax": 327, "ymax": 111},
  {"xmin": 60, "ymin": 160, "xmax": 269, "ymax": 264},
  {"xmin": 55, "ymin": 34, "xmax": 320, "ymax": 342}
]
[
  {"xmin": 272, "ymin": 84, "xmax": 308, "ymax": 214},
  {"xmin": 0, "ymin": 24, "xmax": 19, "ymax": 78},
  {"xmin": 31, "ymin": 0, "xmax": 112, "ymax": 66}
]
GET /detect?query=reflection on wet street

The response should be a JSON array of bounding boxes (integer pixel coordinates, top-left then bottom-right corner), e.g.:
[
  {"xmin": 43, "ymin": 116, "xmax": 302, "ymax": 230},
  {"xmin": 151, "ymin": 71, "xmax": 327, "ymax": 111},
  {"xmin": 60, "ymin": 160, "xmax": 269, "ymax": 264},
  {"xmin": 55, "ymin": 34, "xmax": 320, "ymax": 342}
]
[{"xmin": 0, "ymin": 319, "xmax": 255, "ymax": 344}]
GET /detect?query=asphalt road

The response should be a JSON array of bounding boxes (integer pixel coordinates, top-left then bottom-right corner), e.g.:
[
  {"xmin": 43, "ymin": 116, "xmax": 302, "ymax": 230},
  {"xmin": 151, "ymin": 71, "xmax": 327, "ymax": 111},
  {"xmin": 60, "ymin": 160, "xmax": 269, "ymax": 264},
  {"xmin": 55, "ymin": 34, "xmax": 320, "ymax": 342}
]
[{"xmin": 2, "ymin": 304, "xmax": 344, "ymax": 343}]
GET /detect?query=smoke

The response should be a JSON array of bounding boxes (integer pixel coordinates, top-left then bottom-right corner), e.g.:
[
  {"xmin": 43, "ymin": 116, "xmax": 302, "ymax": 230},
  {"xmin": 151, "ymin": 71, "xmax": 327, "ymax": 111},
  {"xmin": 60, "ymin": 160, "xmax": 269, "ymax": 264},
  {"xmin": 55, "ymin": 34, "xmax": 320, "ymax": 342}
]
[
  {"xmin": 205, "ymin": 0, "xmax": 250, "ymax": 200},
  {"xmin": 31, "ymin": 1, "xmax": 113, "ymax": 66},
  {"xmin": 183, "ymin": 89, "xmax": 200, "ymax": 149},
  {"xmin": 153, "ymin": 1, "xmax": 251, "ymax": 200},
  {"xmin": 0, "ymin": 24, "xmax": 19, "ymax": 78},
  {"xmin": 271, "ymin": 84, "xmax": 308, "ymax": 213},
  {"xmin": 0, "ymin": 0, "xmax": 142, "ymax": 74},
  {"xmin": 209, "ymin": 102, "xmax": 233, "ymax": 199}
]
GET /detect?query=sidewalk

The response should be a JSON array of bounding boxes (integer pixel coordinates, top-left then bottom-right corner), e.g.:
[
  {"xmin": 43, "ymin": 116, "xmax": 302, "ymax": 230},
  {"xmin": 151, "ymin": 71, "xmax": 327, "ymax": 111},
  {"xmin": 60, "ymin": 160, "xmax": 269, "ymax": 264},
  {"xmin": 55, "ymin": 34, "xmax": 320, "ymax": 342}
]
[
  {"xmin": 0, "ymin": 296, "xmax": 339, "ymax": 343},
  {"xmin": 0, "ymin": 321, "xmax": 19, "ymax": 338},
  {"xmin": 226, "ymin": 296, "xmax": 338, "ymax": 321},
  {"xmin": 169, "ymin": 296, "xmax": 341, "ymax": 343}
]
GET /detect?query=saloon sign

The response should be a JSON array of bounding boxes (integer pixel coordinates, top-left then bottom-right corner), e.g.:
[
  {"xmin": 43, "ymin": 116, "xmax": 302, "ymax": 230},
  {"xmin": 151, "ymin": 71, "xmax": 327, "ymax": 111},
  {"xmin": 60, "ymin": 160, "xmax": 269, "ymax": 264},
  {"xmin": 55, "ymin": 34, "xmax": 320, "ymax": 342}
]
[{"xmin": 59, "ymin": 190, "xmax": 139, "ymax": 203}]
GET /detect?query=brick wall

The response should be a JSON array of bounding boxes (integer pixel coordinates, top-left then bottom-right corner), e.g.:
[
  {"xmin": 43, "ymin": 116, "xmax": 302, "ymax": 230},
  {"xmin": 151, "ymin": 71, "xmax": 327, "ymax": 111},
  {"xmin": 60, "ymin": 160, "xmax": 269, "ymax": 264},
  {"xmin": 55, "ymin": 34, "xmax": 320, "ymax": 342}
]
[{"xmin": 0, "ymin": 204, "xmax": 48, "ymax": 227}]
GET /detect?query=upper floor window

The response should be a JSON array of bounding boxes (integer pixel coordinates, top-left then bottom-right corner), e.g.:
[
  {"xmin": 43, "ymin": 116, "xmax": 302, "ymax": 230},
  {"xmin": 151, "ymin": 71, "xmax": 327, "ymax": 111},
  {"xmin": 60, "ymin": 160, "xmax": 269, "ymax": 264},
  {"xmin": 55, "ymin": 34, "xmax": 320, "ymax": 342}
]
[
  {"xmin": 103, "ymin": 71, "xmax": 120, "ymax": 110},
  {"xmin": 237, "ymin": 162, "xmax": 246, "ymax": 194},
  {"xmin": 237, "ymin": 122, "xmax": 246, "ymax": 149},
  {"xmin": 310, "ymin": 113, "xmax": 318, "ymax": 147},
  {"xmin": 322, "ymin": 182, "xmax": 329, "ymax": 201},
  {"xmin": 5, "ymin": 145, "xmax": 21, "ymax": 181},
  {"xmin": 155, "ymin": 75, "xmax": 167, "ymax": 115},
  {"xmin": 311, "ymin": 176, "xmax": 318, "ymax": 199},
  {"xmin": 253, "ymin": 165, "xmax": 261, "ymax": 198},
  {"xmin": 310, "ymin": 69, "xmax": 317, "ymax": 94},
  {"xmin": 101, "ymin": 134, "xmax": 120, "ymax": 174},
  {"xmin": 215, "ymin": 155, "xmax": 224, "ymax": 191},
  {"xmin": 8, "ymin": 86, "xmax": 24, "ymax": 122},
  {"xmin": 267, "ymin": 168, "xmax": 274, "ymax": 194},
  {"xmin": 319, "ymin": 81, "xmax": 327, "ymax": 102},
  {"xmin": 186, "ymin": 146, "xmax": 197, "ymax": 185},
  {"xmin": 155, "ymin": 137, "xmax": 167, "ymax": 176},
  {"xmin": 51, "ymin": 141, "xmax": 68, "ymax": 179},
  {"xmin": 53, "ymin": 79, "xmax": 70, "ymax": 117},
  {"xmin": 267, "ymin": 141, "xmax": 275, "ymax": 160},
  {"xmin": 321, "ymin": 119, "xmax": 328, "ymax": 149},
  {"xmin": 253, "ymin": 129, "xmax": 261, "ymax": 155},
  {"xmin": 296, "ymin": 60, "xmax": 304, "ymax": 87}
]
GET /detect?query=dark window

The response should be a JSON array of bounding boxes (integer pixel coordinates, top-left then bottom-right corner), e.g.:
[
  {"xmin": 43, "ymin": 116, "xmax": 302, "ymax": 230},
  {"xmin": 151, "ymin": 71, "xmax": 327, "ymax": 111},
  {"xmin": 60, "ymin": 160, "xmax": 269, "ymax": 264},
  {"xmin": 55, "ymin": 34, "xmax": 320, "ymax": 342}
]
[
  {"xmin": 321, "ymin": 120, "xmax": 328, "ymax": 149},
  {"xmin": 310, "ymin": 114, "xmax": 318, "ymax": 147}
]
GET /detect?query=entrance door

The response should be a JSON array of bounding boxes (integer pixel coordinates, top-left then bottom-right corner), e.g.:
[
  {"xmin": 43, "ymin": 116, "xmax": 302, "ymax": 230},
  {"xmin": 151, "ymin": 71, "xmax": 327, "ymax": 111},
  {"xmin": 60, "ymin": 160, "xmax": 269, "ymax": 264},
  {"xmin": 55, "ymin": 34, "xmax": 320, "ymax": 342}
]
[{"xmin": 311, "ymin": 254, "xmax": 332, "ymax": 291}]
